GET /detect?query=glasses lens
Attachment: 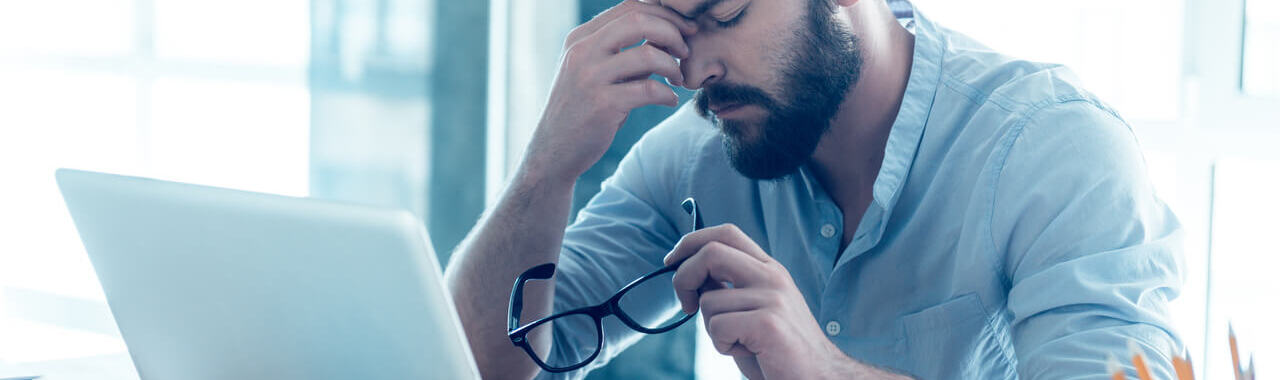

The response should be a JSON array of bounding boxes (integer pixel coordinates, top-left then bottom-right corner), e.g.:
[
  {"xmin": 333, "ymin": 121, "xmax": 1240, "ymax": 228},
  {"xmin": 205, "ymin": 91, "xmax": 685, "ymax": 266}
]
[
  {"xmin": 617, "ymin": 269, "xmax": 689, "ymax": 331},
  {"xmin": 524, "ymin": 312, "xmax": 599, "ymax": 370}
]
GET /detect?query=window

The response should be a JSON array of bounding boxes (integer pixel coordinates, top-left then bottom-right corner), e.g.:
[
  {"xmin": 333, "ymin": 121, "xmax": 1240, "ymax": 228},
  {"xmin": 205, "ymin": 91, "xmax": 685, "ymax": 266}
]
[
  {"xmin": 1243, "ymin": 0, "xmax": 1279, "ymax": 96},
  {"xmin": 0, "ymin": 0, "xmax": 309, "ymax": 365}
]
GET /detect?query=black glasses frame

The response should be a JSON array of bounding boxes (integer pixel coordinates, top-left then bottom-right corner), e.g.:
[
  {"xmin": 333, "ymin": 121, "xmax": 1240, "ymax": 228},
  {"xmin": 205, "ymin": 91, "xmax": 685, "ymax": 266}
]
[{"xmin": 507, "ymin": 197, "xmax": 704, "ymax": 373}]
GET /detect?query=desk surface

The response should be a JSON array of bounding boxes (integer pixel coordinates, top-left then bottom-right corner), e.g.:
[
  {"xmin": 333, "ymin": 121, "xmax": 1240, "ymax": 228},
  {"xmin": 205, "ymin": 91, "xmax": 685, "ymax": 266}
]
[
  {"xmin": 0, "ymin": 313, "xmax": 139, "ymax": 380},
  {"xmin": 2, "ymin": 354, "xmax": 138, "ymax": 380}
]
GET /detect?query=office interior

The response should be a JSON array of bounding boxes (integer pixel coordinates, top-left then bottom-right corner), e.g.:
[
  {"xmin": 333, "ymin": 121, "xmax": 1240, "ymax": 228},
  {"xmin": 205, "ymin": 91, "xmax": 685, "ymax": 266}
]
[{"xmin": 0, "ymin": 0, "xmax": 1276, "ymax": 379}]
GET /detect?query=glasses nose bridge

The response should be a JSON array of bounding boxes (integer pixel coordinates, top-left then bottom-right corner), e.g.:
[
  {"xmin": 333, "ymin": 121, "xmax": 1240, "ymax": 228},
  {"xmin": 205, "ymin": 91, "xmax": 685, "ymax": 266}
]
[{"xmin": 591, "ymin": 301, "xmax": 619, "ymax": 318}]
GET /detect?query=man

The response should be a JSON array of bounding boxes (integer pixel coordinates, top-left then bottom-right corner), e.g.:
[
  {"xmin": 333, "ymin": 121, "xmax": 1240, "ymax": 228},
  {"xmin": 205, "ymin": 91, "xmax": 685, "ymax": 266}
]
[{"xmin": 446, "ymin": 0, "xmax": 1184, "ymax": 378}]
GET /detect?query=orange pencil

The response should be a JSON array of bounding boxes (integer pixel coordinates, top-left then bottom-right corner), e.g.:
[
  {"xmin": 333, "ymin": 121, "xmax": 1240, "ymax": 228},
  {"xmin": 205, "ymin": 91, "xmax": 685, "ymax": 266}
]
[
  {"xmin": 1129, "ymin": 340, "xmax": 1154, "ymax": 380},
  {"xmin": 1171, "ymin": 349, "xmax": 1195, "ymax": 380},
  {"xmin": 1230, "ymin": 324, "xmax": 1243, "ymax": 380}
]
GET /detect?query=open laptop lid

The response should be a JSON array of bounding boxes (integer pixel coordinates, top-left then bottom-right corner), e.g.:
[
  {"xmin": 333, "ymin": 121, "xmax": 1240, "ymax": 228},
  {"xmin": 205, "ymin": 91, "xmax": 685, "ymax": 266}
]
[{"xmin": 55, "ymin": 168, "xmax": 479, "ymax": 380}]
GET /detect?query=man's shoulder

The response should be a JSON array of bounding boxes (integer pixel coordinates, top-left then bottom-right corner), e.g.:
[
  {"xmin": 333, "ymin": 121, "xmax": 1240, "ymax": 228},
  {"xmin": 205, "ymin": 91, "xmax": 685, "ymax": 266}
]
[
  {"xmin": 925, "ymin": 26, "xmax": 1133, "ymax": 170},
  {"xmin": 935, "ymin": 28, "xmax": 1109, "ymax": 121},
  {"xmin": 921, "ymin": 28, "xmax": 1141, "ymax": 192}
]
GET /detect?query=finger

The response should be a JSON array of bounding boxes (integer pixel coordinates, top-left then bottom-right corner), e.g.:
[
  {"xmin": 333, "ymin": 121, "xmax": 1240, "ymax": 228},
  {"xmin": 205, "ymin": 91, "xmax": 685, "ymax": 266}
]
[
  {"xmin": 672, "ymin": 242, "xmax": 770, "ymax": 314},
  {"xmin": 665, "ymin": 223, "xmax": 770, "ymax": 266},
  {"xmin": 696, "ymin": 287, "xmax": 773, "ymax": 318},
  {"xmin": 572, "ymin": 0, "xmax": 698, "ymax": 45},
  {"xmin": 642, "ymin": 41, "xmax": 688, "ymax": 87},
  {"xmin": 611, "ymin": 78, "xmax": 679, "ymax": 109},
  {"xmin": 602, "ymin": 43, "xmax": 684, "ymax": 86},
  {"xmin": 594, "ymin": 11, "xmax": 691, "ymax": 59},
  {"xmin": 705, "ymin": 309, "xmax": 771, "ymax": 357}
]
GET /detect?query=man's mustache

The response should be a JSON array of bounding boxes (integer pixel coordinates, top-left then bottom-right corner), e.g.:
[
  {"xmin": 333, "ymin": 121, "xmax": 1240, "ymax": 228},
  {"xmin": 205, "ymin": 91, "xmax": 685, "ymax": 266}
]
[{"xmin": 694, "ymin": 83, "xmax": 778, "ymax": 118}]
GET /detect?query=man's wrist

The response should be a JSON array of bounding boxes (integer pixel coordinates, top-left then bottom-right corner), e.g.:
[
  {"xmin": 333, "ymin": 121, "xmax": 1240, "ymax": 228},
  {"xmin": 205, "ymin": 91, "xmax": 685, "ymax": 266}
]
[{"xmin": 516, "ymin": 149, "xmax": 580, "ymax": 191}]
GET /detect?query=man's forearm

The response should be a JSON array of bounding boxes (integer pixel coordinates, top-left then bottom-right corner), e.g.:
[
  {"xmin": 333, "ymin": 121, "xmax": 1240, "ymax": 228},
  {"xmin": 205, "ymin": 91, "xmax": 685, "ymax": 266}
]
[{"xmin": 445, "ymin": 156, "xmax": 575, "ymax": 380}]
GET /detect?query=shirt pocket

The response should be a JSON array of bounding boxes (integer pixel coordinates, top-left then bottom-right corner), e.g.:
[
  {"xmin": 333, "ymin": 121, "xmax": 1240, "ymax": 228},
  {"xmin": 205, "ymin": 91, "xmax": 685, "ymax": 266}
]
[{"xmin": 901, "ymin": 293, "xmax": 1017, "ymax": 380}]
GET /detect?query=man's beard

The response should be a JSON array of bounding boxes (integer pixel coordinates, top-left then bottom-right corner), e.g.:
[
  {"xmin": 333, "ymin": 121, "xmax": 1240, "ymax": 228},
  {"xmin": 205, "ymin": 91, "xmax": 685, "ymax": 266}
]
[{"xmin": 694, "ymin": 1, "xmax": 863, "ymax": 180}]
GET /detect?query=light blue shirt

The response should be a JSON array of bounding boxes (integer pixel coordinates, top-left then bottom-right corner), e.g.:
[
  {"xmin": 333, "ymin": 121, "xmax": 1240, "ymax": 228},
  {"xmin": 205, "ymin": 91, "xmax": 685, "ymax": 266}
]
[{"xmin": 542, "ymin": 4, "xmax": 1183, "ymax": 379}]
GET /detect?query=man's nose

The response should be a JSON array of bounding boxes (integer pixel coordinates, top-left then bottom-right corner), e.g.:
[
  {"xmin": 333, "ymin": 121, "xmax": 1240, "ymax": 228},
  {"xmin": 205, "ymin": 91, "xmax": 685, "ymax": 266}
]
[{"xmin": 679, "ymin": 35, "xmax": 726, "ymax": 90}]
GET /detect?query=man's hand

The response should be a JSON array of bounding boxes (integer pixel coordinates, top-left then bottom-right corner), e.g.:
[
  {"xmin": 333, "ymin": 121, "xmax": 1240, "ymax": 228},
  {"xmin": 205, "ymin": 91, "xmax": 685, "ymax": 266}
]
[
  {"xmin": 524, "ymin": 0, "xmax": 698, "ymax": 185},
  {"xmin": 664, "ymin": 224, "xmax": 911, "ymax": 380}
]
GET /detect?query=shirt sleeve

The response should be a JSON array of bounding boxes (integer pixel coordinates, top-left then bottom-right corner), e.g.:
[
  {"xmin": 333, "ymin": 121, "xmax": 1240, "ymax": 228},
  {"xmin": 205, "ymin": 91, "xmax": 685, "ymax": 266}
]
[
  {"xmin": 991, "ymin": 101, "xmax": 1185, "ymax": 379},
  {"xmin": 535, "ymin": 107, "xmax": 708, "ymax": 380}
]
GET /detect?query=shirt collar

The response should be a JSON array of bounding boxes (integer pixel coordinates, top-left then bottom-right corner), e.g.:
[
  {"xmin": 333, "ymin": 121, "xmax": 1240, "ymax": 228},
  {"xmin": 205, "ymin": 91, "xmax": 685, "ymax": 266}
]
[{"xmin": 869, "ymin": 2, "xmax": 943, "ymax": 212}]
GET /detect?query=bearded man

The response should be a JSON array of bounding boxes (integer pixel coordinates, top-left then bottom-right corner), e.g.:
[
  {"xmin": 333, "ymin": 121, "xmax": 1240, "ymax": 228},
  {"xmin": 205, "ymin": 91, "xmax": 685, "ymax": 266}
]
[{"xmin": 447, "ymin": 0, "xmax": 1184, "ymax": 378}]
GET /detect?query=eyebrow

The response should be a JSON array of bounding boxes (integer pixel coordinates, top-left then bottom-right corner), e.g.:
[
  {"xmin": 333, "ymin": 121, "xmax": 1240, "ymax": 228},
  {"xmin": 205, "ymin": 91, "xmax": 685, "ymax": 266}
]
[{"xmin": 679, "ymin": 0, "xmax": 728, "ymax": 20}]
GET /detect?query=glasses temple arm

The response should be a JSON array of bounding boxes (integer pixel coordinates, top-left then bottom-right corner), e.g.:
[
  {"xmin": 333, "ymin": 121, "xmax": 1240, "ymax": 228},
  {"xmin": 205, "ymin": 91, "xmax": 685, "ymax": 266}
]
[
  {"xmin": 681, "ymin": 198, "xmax": 704, "ymax": 230},
  {"xmin": 509, "ymin": 263, "xmax": 557, "ymax": 331}
]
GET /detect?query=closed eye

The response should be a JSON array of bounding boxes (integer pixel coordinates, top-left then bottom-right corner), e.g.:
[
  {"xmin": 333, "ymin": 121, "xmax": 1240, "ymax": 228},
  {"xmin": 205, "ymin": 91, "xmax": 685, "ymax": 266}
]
[{"xmin": 714, "ymin": 6, "xmax": 747, "ymax": 28}]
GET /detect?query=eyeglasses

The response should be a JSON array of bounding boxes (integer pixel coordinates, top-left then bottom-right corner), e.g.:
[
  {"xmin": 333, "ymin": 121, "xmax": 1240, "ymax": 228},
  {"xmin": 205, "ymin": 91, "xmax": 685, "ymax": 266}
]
[{"xmin": 507, "ymin": 198, "xmax": 705, "ymax": 373}]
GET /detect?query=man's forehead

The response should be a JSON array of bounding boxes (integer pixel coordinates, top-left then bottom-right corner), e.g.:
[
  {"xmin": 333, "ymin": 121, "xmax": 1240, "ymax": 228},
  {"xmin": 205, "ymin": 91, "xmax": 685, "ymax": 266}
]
[{"xmin": 655, "ymin": 0, "xmax": 729, "ymax": 19}]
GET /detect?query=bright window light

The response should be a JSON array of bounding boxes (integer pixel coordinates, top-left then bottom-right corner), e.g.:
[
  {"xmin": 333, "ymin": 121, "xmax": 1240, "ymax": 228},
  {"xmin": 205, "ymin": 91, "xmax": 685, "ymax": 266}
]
[
  {"xmin": 0, "ymin": 0, "xmax": 135, "ymax": 57},
  {"xmin": 0, "ymin": 67, "xmax": 140, "ymax": 301},
  {"xmin": 1205, "ymin": 157, "xmax": 1280, "ymax": 378},
  {"xmin": 912, "ymin": 0, "xmax": 1183, "ymax": 122},
  {"xmin": 147, "ymin": 77, "xmax": 310, "ymax": 196},
  {"xmin": 1243, "ymin": 0, "xmax": 1280, "ymax": 97},
  {"xmin": 153, "ymin": 0, "xmax": 309, "ymax": 67},
  {"xmin": 0, "ymin": 0, "xmax": 310, "ymax": 366}
]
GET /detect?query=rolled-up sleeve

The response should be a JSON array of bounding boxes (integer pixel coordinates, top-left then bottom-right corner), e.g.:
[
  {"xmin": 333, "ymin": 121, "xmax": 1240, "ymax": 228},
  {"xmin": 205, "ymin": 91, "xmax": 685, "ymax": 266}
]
[
  {"xmin": 535, "ymin": 109, "xmax": 707, "ymax": 379},
  {"xmin": 992, "ymin": 101, "xmax": 1185, "ymax": 379}
]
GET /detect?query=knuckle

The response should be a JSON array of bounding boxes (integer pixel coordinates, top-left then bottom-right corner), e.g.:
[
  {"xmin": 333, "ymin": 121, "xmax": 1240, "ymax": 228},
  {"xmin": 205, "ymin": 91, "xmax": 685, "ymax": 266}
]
[
  {"xmin": 562, "ymin": 43, "xmax": 586, "ymax": 65},
  {"xmin": 645, "ymin": 80, "xmax": 667, "ymax": 100},
  {"xmin": 723, "ymin": 223, "xmax": 744, "ymax": 235},
  {"xmin": 711, "ymin": 223, "xmax": 736, "ymax": 236},
  {"xmin": 708, "ymin": 224, "xmax": 740, "ymax": 242},
  {"xmin": 760, "ymin": 313, "xmax": 784, "ymax": 335}
]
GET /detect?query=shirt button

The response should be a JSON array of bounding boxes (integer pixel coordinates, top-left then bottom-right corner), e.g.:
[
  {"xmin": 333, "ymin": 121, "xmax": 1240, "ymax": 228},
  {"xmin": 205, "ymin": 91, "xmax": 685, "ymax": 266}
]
[
  {"xmin": 819, "ymin": 223, "xmax": 839, "ymax": 237},
  {"xmin": 825, "ymin": 321, "xmax": 841, "ymax": 336},
  {"xmin": 820, "ymin": 224, "xmax": 836, "ymax": 238}
]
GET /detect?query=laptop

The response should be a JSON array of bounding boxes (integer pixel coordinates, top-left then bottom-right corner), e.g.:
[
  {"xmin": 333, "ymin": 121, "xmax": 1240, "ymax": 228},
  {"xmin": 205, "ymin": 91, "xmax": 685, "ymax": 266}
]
[{"xmin": 55, "ymin": 169, "xmax": 480, "ymax": 380}]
